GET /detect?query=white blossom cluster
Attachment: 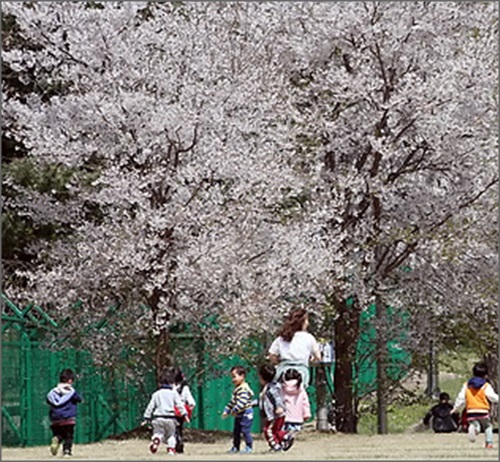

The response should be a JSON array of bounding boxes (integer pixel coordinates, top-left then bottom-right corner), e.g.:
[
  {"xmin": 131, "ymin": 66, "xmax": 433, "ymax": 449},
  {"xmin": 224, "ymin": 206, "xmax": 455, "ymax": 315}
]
[{"xmin": 2, "ymin": 2, "xmax": 497, "ymax": 364}]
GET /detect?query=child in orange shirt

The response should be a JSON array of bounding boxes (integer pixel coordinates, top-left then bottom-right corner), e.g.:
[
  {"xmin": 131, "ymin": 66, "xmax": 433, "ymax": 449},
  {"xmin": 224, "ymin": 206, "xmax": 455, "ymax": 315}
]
[{"xmin": 451, "ymin": 362, "xmax": 498, "ymax": 449}]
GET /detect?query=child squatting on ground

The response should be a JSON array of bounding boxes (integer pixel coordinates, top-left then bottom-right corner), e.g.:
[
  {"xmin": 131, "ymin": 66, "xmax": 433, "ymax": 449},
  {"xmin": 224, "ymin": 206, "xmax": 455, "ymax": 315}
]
[
  {"xmin": 142, "ymin": 367, "xmax": 189, "ymax": 456},
  {"xmin": 222, "ymin": 366, "xmax": 255, "ymax": 454},
  {"xmin": 46, "ymin": 368, "xmax": 83, "ymax": 457},
  {"xmin": 451, "ymin": 361, "xmax": 499, "ymax": 449},
  {"xmin": 258, "ymin": 364, "xmax": 294, "ymax": 452},
  {"xmin": 422, "ymin": 392, "xmax": 459, "ymax": 433}
]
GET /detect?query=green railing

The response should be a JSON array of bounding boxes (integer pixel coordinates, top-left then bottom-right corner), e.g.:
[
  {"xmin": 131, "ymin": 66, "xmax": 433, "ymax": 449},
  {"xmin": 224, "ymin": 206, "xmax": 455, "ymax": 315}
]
[{"xmin": 2, "ymin": 294, "xmax": 409, "ymax": 447}]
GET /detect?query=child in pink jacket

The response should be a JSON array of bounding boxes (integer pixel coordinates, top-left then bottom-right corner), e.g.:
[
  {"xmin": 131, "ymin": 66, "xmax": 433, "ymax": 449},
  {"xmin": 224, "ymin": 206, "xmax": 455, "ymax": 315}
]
[{"xmin": 281, "ymin": 368, "xmax": 311, "ymax": 433}]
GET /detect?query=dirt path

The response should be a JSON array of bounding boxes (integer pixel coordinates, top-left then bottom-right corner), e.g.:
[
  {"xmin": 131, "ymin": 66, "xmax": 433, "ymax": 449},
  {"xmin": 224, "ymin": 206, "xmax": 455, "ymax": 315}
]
[{"xmin": 2, "ymin": 431, "xmax": 498, "ymax": 460}]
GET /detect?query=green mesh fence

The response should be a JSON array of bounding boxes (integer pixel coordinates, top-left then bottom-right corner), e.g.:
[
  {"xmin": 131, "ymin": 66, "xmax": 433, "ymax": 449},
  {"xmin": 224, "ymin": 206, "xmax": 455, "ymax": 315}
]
[
  {"xmin": 2, "ymin": 294, "xmax": 410, "ymax": 447},
  {"xmin": 2, "ymin": 326, "xmax": 156, "ymax": 447}
]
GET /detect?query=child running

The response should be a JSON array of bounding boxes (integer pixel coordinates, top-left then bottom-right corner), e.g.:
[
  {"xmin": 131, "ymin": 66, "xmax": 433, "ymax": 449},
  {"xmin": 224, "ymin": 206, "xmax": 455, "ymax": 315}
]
[
  {"xmin": 46, "ymin": 368, "xmax": 83, "ymax": 457},
  {"xmin": 221, "ymin": 365, "xmax": 254, "ymax": 454},
  {"xmin": 451, "ymin": 361, "xmax": 499, "ymax": 449},
  {"xmin": 173, "ymin": 367, "xmax": 196, "ymax": 453},
  {"xmin": 281, "ymin": 368, "xmax": 311, "ymax": 434},
  {"xmin": 142, "ymin": 367, "xmax": 189, "ymax": 456},
  {"xmin": 258, "ymin": 364, "xmax": 294, "ymax": 452}
]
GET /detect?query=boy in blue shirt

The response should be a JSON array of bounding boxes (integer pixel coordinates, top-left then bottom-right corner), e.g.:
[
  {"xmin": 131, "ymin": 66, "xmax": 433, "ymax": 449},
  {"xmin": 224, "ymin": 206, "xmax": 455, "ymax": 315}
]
[{"xmin": 46, "ymin": 368, "xmax": 83, "ymax": 457}]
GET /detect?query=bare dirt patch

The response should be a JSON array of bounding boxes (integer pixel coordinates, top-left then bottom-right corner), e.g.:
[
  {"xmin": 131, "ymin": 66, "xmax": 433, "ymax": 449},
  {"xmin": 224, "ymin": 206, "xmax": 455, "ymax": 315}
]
[{"xmin": 108, "ymin": 426, "xmax": 233, "ymax": 444}]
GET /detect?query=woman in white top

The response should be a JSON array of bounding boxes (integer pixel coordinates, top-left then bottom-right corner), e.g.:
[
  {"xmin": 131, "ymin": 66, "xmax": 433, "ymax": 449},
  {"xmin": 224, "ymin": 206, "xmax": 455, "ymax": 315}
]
[{"xmin": 268, "ymin": 308, "xmax": 321, "ymax": 387}]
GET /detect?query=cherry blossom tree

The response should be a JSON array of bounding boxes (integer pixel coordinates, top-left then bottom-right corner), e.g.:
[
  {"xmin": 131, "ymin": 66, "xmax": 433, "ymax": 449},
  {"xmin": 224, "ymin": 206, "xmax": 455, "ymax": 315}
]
[
  {"xmin": 2, "ymin": 1, "xmax": 325, "ymax": 374},
  {"xmin": 272, "ymin": 1, "xmax": 498, "ymax": 432},
  {"xmin": 2, "ymin": 1, "xmax": 497, "ymax": 432}
]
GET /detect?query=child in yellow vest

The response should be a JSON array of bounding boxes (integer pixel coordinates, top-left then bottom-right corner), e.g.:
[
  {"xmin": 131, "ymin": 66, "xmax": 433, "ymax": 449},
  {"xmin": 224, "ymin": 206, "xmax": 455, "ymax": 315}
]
[{"xmin": 451, "ymin": 362, "xmax": 498, "ymax": 449}]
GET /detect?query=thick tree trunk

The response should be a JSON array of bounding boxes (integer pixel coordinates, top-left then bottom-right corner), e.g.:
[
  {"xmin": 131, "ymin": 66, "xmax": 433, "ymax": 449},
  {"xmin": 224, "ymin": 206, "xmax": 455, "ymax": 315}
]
[
  {"xmin": 154, "ymin": 328, "xmax": 171, "ymax": 385},
  {"xmin": 148, "ymin": 288, "xmax": 173, "ymax": 386},
  {"xmin": 333, "ymin": 297, "xmax": 361, "ymax": 433},
  {"xmin": 484, "ymin": 351, "xmax": 498, "ymax": 393},
  {"xmin": 483, "ymin": 351, "xmax": 498, "ymax": 426}
]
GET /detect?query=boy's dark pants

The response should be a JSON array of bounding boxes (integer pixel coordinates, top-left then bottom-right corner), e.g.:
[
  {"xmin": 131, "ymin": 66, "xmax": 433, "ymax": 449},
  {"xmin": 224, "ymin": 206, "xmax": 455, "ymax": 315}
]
[
  {"xmin": 233, "ymin": 413, "xmax": 253, "ymax": 450},
  {"xmin": 175, "ymin": 417, "xmax": 184, "ymax": 453},
  {"xmin": 51, "ymin": 423, "xmax": 75, "ymax": 454}
]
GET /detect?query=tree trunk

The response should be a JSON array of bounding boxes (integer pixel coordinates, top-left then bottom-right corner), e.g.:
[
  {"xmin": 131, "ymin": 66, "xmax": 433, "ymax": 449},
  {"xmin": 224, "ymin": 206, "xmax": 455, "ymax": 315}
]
[
  {"xmin": 426, "ymin": 339, "xmax": 439, "ymax": 398},
  {"xmin": 148, "ymin": 288, "xmax": 173, "ymax": 386},
  {"xmin": 333, "ymin": 296, "xmax": 361, "ymax": 433},
  {"xmin": 316, "ymin": 364, "xmax": 329, "ymax": 431},
  {"xmin": 483, "ymin": 351, "xmax": 498, "ymax": 392},
  {"xmin": 483, "ymin": 351, "xmax": 498, "ymax": 426},
  {"xmin": 375, "ymin": 295, "xmax": 388, "ymax": 434},
  {"xmin": 154, "ymin": 328, "xmax": 171, "ymax": 385}
]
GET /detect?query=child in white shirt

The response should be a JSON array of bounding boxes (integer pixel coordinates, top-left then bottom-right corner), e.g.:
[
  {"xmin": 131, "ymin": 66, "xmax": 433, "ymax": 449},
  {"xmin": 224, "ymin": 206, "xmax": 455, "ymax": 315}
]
[{"xmin": 142, "ymin": 367, "xmax": 189, "ymax": 455}]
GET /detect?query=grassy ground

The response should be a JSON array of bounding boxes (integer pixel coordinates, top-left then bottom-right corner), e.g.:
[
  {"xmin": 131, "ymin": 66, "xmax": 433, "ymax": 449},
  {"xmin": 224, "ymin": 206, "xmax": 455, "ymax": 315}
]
[
  {"xmin": 5, "ymin": 352, "xmax": 492, "ymax": 460},
  {"xmin": 2, "ymin": 430, "xmax": 498, "ymax": 460}
]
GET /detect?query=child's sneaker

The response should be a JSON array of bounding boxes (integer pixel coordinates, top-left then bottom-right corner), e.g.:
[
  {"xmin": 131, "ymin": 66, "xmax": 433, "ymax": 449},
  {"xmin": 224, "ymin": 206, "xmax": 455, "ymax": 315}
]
[
  {"xmin": 240, "ymin": 447, "xmax": 253, "ymax": 454},
  {"xmin": 227, "ymin": 447, "xmax": 239, "ymax": 453},
  {"xmin": 282, "ymin": 432, "xmax": 295, "ymax": 451},
  {"xmin": 63, "ymin": 451, "xmax": 72, "ymax": 458},
  {"xmin": 167, "ymin": 448, "xmax": 177, "ymax": 456},
  {"xmin": 149, "ymin": 436, "xmax": 161, "ymax": 454},
  {"xmin": 485, "ymin": 443, "xmax": 494, "ymax": 449},
  {"xmin": 467, "ymin": 424, "xmax": 476, "ymax": 443},
  {"xmin": 50, "ymin": 436, "xmax": 60, "ymax": 456},
  {"xmin": 270, "ymin": 445, "xmax": 282, "ymax": 452}
]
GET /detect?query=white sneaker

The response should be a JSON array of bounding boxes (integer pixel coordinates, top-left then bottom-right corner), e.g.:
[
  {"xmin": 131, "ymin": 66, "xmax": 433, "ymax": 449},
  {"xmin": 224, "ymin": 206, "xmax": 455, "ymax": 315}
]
[{"xmin": 467, "ymin": 424, "xmax": 476, "ymax": 443}]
